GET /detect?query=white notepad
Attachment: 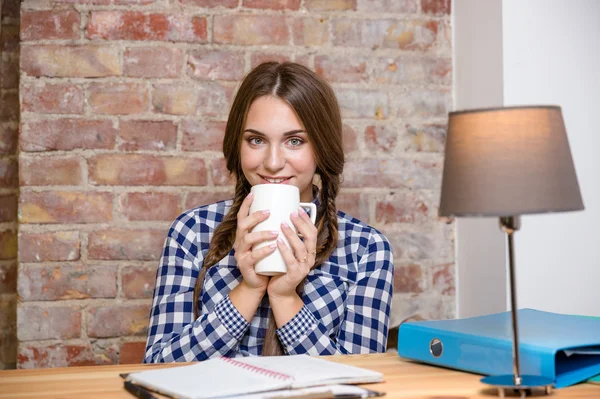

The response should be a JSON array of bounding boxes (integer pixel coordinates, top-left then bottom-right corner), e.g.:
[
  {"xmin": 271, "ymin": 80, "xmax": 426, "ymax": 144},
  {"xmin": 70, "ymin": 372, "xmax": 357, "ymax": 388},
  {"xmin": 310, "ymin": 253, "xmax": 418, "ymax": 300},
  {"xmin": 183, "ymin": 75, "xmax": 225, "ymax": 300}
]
[{"xmin": 128, "ymin": 355, "xmax": 383, "ymax": 399}]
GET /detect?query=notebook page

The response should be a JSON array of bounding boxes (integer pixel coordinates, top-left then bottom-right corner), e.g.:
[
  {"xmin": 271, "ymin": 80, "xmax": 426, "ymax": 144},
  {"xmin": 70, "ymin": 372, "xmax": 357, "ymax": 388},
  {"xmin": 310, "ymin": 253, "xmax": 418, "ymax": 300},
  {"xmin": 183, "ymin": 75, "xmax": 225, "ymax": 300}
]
[
  {"xmin": 128, "ymin": 357, "xmax": 293, "ymax": 399},
  {"xmin": 238, "ymin": 355, "xmax": 383, "ymax": 388}
]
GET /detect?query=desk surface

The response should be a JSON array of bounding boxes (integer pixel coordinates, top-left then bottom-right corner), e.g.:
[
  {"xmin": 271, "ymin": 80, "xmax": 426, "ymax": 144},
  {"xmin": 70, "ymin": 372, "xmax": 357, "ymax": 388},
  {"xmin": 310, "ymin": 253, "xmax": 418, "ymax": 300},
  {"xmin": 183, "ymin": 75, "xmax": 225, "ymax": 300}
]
[{"xmin": 1, "ymin": 352, "xmax": 599, "ymax": 398}]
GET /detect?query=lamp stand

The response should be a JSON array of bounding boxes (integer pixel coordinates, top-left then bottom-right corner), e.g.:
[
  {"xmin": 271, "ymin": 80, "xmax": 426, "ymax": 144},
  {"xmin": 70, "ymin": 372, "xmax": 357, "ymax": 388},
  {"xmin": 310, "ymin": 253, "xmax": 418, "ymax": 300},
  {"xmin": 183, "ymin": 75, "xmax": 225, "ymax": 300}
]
[{"xmin": 480, "ymin": 216, "xmax": 554, "ymax": 398}]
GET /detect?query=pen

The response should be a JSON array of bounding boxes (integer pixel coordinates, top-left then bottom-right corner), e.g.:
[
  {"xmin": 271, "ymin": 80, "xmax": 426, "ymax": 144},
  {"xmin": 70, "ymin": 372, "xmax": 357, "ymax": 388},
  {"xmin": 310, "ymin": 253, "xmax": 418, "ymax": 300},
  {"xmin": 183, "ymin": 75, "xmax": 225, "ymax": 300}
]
[{"xmin": 124, "ymin": 380, "xmax": 159, "ymax": 399}]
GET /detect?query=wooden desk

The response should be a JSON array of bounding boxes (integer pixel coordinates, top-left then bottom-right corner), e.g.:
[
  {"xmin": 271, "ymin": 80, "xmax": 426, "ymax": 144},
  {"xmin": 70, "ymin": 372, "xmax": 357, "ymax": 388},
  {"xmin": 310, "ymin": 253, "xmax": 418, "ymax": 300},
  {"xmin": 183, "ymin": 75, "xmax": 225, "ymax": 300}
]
[{"xmin": 1, "ymin": 353, "xmax": 599, "ymax": 398}]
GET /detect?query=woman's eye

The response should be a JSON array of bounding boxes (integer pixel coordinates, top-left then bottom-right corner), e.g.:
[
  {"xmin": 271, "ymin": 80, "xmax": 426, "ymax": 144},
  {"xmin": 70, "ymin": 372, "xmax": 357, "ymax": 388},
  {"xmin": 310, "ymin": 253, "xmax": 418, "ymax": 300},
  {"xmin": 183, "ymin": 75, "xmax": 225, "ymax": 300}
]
[
  {"xmin": 288, "ymin": 138, "xmax": 303, "ymax": 146},
  {"xmin": 249, "ymin": 137, "xmax": 263, "ymax": 145}
]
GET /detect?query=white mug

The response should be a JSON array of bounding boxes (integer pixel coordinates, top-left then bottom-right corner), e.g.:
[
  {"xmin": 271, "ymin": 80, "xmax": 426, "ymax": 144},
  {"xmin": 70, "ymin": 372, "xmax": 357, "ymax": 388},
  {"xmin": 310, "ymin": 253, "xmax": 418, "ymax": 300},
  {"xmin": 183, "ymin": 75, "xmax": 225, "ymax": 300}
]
[{"xmin": 249, "ymin": 184, "xmax": 317, "ymax": 276}]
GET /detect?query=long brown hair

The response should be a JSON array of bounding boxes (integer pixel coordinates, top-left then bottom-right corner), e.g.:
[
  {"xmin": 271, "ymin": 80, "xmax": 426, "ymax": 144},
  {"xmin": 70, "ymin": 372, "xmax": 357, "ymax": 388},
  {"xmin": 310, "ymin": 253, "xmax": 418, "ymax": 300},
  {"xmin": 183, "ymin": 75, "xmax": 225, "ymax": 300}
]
[{"xmin": 193, "ymin": 62, "xmax": 344, "ymax": 355}]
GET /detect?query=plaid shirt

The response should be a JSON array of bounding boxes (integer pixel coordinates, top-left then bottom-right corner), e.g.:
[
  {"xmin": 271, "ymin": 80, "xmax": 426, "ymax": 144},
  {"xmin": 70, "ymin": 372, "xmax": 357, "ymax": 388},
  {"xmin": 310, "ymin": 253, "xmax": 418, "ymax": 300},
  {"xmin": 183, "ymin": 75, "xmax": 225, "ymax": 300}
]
[{"xmin": 144, "ymin": 199, "xmax": 394, "ymax": 363}]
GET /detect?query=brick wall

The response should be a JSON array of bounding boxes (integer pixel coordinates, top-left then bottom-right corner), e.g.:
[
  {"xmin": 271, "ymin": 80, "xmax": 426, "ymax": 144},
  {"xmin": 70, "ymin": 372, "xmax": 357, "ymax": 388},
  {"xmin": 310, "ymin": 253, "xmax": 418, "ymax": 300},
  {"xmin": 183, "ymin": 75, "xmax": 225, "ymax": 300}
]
[{"xmin": 12, "ymin": 0, "xmax": 454, "ymax": 368}]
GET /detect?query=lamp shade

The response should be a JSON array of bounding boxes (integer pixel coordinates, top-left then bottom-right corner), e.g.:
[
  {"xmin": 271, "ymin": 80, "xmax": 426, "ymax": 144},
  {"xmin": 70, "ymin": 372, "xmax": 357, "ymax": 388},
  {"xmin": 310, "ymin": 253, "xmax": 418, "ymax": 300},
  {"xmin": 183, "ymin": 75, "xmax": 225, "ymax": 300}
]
[{"xmin": 439, "ymin": 106, "xmax": 584, "ymax": 217}]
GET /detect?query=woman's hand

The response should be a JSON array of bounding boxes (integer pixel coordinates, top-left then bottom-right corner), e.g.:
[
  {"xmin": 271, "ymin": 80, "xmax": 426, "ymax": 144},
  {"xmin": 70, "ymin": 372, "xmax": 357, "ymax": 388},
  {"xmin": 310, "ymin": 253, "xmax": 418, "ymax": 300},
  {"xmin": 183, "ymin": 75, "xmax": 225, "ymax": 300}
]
[
  {"xmin": 233, "ymin": 192, "xmax": 277, "ymax": 295},
  {"xmin": 267, "ymin": 206, "xmax": 318, "ymax": 300}
]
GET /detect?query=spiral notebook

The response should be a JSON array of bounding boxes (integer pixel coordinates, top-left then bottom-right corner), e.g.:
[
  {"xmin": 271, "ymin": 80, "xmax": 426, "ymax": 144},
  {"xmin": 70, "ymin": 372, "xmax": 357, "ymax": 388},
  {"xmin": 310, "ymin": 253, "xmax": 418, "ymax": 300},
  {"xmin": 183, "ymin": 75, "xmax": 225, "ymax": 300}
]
[{"xmin": 127, "ymin": 355, "xmax": 383, "ymax": 399}]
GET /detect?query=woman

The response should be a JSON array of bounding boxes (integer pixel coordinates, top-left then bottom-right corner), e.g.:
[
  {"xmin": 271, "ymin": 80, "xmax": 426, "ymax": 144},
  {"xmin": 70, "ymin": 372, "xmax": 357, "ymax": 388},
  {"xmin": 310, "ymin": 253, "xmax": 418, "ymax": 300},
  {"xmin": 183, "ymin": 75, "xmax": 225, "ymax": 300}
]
[{"xmin": 144, "ymin": 62, "xmax": 394, "ymax": 362}]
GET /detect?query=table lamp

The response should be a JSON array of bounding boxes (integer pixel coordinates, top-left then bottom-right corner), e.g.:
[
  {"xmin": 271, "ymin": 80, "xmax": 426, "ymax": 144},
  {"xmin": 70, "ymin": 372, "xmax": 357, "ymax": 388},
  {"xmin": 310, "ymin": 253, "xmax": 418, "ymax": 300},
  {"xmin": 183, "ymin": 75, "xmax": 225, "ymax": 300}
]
[{"xmin": 439, "ymin": 105, "xmax": 584, "ymax": 394}]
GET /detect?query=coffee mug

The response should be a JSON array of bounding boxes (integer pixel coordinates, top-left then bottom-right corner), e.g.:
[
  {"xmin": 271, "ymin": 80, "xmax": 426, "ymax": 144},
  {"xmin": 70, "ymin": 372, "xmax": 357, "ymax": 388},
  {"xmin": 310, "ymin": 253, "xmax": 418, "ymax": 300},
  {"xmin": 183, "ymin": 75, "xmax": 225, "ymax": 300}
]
[{"xmin": 249, "ymin": 184, "xmax": 317, "ymax": 276}]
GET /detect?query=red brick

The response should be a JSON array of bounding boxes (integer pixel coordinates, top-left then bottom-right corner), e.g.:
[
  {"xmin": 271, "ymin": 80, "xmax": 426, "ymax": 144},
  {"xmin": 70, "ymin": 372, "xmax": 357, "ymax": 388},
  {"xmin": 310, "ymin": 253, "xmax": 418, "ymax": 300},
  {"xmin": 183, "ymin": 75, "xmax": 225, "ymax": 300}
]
[
  {"xmin": 89, "ymin": 155, "xmax": 207, "ymax": 186},
  {"xmin": 120, "ymin": 192, "xmax": 182, "ymax": 221},
  {"xmin": 243, "ymin": 0, "xmax": 301, "ymax": 10},
  {"xmin": 393, "ymin": 264, "xmax": 425, "ymax": 293},
  {"xmin": 17, "ymin": 342, "xmax": 118, "ymax": 369},
  {"xmin": 122, "ymin": 265, "xmax": 156, "ymax": 299},
  {"xmin": 365, "ymin": 125, "xmax": 398, "ymax": 153},
  {"xmin": 87, "ymin": 12, "xmax": 207, "ymax": 43},
  {"xmin": 152, "ymin": 84, "xmax": 198, "ymax": 115},
  {"xmin": 19, "ymin": 191, "xmax": 113, "ymax": 224},
  {"xmin": 0, "ymin": 126, "xmax": 18, "ymax": 154},
  {"xmin": 87, "ymin": 303, "xmax": 150, "ymax": 337},
  {"xmin": 1, "ymin": 26, "xmax": 19, "ymax": 53},
  {"xmin": 124, "ymin": 47, "xmax": 183, "ymax": 78},
  {"xmin": 17, "ymin": 305, "xmax": 81, "ymax": 340},
  {"xmin": 196, "ymin": 82, "xmax": 234, "ymax": 117},
  {"xmin": 315, "ymin": 55, "xmax": 366, "ymax": 83},
  {"xmin": 422, "ymin": 0, "xmax": 451, "ymax": 15},
  {"xmin": 214, "ymin": 15, "xmax": 290, "ymax": 45},
  {"xmin": 21, "ymin": 10, "xmax": 80, "ymax": 41},
  {"xmin": 0, "ymin": 158, "xmax": 18, "ymax": 188},
  {"xmin": 88, "ymin": 82, "xmax": 149, "ymax": 115},
  {"xmin": 250, "ymin": 53, "xmax": 292, "ymax": 69},
  {"xmin": 20, "ymin": 156, "xmax": 83, "ymax": 186},
  {"xmin": 375, "ymin": 191, "xmax": 434, "ymax": 224},
  {"xmin": 336, "ymin": 88, "xmax": 388, "ymax": 119},
  {"xmin": 342, "ymin": 158, "xmax": 442, "ymax": 190},
  {"xmin": 305, "ymin": 0, "xmax": 356, "ymax": 10},
  {"xmin": 178, "ymin": 0, "xmax": 237, "ymax": 7},
  {"xmin": 357, "ymin": 0, "xmax": 417, "ymax": 12},
  {"xmin": 293, "ymin": 18, "xmax": 329, "ymax": 46},
  {"xmin": 341, "ymin": 123, "xmax": 357, "ymax": 154},
  {"xmin": 187, "ymin": 49, "xmax": 245, "ymax": 81},
  {"xmin": 88, "ymin": 229, "xmax": 166, "ymax": 260},
  {"xmin": 118, "ymin": 120, "xmax": 177, "ymax": 151},
  {"xmin": 21, "ymin": 45, "xmax": 121, "ymax": 78},
  {"xmin": 114, "ymin": 0, "xmax": 158, "ymax": 4},
  {"xmin": 392, "ymin": 88, "xmax": 451, "ymax": 119},
  {"xmin": 18, "ymin": 231, "xmax": 80, "ymax": 263},
  {"xmin": 0, "ymin": 195, "xmax": 17, "ymax": 222},
  {"xmin": 181, "ymin": 120, "xmax": 225, "ymax": 152},
  {"xmin": 20, "ymin": 119, "xmax": 117, "ymax": 152},
  {"xmin": 0, "ymin": 231, "xmax": 17, "ymax": 260},
  {"xmin": 432, "ymin": 263, "xmax": 454, "ymax": 295},
  {"xmin": 0, "ymin": 262, "xmax": 17, "ymax": 294},
  {"xmin": 211, "ymin": 158, "xmax": 232, "ymax": 186},
  {"xmin": 373, "ymin": 56, "xmax": 451, "ymax": 85},
  {"xmin": 336, "ymin": 192, "xmax": 369, "ymax": 222},
  {"xmin": 332, "ymin": 19, "xmax": 438, "ymax": 50},
  {"xmin": 1, "ymin": 56, "xmax": 19, "ymax": 89},
  {"xmin": 185, "ymin": 191, "xmax": 232, "ymax": 210},
  {"xmin": 0, "ymin": 92, "xmax": 19, "ymax": 121},
  {"xmin": 405, "ymin": 124, "xmax": 446, "ymax": 152},
  {"xmin": 120, "ymin": 341, "xmax": 146, "ymax": 364},
  {"xmin": 46, "ymin": 0, "xmax": 110, "ymax": 4},
  {"xmin": 386, "ymin": 224, "xmax": 453, "ymax": 261},
  {"xmin": 19, "ymin": 264, "xmax": 117, "ymax": 301},
  {"xmin": 22, "ymin": 83, "xmax": 84, "ymax": 115}
]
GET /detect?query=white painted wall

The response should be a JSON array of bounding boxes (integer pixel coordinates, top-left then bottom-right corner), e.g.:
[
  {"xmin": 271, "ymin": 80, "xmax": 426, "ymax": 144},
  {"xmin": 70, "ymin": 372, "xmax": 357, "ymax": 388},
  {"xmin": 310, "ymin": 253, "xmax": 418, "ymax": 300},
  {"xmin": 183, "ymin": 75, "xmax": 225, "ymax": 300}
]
[
  {"xmin": 502, "ymin": 0, "xmax": 600, "ymax": 316},
  {"xmin": 453, "ymin": 0, "xmax": 507, "ymax": 318},
  {"xmin": 453, "ymin": 0, "xmax": 600, "ymax": 318}
]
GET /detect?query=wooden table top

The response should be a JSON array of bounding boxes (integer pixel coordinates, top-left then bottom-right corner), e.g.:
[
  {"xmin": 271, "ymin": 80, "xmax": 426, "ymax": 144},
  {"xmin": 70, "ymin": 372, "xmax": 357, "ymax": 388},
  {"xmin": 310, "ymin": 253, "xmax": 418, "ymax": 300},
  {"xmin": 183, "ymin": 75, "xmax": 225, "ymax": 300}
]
[{"xmin": 1, "ymin": 352, "xmax": 599, "ymax": 398}]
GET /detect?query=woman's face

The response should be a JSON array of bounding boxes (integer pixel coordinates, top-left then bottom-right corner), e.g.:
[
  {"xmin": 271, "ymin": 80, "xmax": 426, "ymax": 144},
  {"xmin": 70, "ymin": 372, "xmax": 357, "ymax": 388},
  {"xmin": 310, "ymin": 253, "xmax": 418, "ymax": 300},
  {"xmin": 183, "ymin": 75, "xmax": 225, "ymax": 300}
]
[{"xmin": 240, "ymin": 95, "xmax": 317, "ymax": 202}]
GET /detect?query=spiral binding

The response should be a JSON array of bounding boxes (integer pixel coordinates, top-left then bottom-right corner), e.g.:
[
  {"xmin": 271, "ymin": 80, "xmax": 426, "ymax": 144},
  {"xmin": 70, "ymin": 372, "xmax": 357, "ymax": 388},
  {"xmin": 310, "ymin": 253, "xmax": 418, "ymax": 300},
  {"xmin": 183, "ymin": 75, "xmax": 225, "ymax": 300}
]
[{"xmin": 220, "ymin": 357, "xmax": 294, "ymax": 381}]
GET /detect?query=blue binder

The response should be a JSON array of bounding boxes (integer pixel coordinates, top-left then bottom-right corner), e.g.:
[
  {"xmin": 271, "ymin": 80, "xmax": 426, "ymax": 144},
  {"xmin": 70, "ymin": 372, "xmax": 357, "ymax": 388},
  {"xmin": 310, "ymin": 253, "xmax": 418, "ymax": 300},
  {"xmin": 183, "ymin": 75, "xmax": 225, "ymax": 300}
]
[{"xmin": 397, "ymin": 309, "xmax": 600, "ymax": 388}]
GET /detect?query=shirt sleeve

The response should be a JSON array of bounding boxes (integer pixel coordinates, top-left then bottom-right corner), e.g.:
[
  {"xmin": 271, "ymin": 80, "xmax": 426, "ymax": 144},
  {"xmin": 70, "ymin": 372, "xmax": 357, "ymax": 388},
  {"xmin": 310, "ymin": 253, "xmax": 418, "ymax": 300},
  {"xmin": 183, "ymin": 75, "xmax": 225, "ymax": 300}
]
[
  {"xmin": 144, "ymin": 214, "xmax": 250, "ymax": 363},
  {"xmin": 276, "ymin": 231, "xmax": 394, "ymax": 355}
]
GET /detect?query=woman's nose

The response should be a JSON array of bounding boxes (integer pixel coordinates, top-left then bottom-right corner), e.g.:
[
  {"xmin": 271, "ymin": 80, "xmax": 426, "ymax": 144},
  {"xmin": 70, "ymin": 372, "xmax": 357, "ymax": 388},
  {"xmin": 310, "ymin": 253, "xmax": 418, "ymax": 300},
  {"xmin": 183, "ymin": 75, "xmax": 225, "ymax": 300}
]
[{"xmin": 265, "ymin": 145, "xmax": 285, "ymax": 171}]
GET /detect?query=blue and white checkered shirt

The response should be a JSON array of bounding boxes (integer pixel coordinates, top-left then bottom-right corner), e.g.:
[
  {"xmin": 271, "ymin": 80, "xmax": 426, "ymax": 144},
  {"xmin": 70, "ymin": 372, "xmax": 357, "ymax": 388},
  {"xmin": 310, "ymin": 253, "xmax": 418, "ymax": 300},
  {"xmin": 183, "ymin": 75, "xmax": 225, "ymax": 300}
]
[{"xmin": 144, "ymin": 199, "xmax": 394, "ymax": 362}]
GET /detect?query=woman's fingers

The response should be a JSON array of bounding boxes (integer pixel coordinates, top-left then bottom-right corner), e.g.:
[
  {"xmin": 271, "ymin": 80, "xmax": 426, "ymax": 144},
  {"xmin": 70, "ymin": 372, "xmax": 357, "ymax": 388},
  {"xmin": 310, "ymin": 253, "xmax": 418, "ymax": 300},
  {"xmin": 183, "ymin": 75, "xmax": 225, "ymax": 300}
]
[
  {"xmin": 238, "ymin": 209, "xmax": 270, "ymax": 233},
  {"xmin": 281, "ymin": 219, "xmax": 306, "ymax": 258},
  {"xmin": 291, "ymin": 207, "xmax": 318, "ymax": 254},
  {"xmin": 239, "ymin": 230, "xmax": 279, "ymax": 252}
]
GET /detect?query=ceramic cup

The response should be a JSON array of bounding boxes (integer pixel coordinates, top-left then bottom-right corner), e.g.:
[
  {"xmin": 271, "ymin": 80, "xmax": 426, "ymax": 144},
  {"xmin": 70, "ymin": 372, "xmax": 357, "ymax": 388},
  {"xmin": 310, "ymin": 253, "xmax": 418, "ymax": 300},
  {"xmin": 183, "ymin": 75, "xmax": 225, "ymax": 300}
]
[{"xmin": 249, "ymin": 184, "xmax": 317, "ymax": 276}]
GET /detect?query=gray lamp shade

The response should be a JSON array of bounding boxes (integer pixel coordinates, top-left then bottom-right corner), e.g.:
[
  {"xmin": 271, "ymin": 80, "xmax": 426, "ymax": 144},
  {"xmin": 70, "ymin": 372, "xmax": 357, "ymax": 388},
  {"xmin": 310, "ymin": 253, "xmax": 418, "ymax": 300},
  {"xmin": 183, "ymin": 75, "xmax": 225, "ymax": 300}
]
[{"xmin": 439, "ymin": 106, "xmax": 584, "ymax": 217}]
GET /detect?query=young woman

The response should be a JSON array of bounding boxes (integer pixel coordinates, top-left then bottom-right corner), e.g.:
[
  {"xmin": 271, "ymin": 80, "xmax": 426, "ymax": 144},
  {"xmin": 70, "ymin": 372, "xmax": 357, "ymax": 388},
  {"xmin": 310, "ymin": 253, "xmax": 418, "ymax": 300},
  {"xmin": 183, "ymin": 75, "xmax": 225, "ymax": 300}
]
[{"xmin": 144, "ymin": 62, "xmax": 394, "ymax": 362}]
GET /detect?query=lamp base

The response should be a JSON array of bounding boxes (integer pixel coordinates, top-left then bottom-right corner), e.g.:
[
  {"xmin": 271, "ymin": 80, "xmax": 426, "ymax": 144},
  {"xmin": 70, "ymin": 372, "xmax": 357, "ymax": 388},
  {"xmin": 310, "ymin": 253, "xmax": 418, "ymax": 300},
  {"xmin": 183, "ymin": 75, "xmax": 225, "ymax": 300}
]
[{"xmin": 481, "ymin": 375, "xmax": 554, "ymax": 398}]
